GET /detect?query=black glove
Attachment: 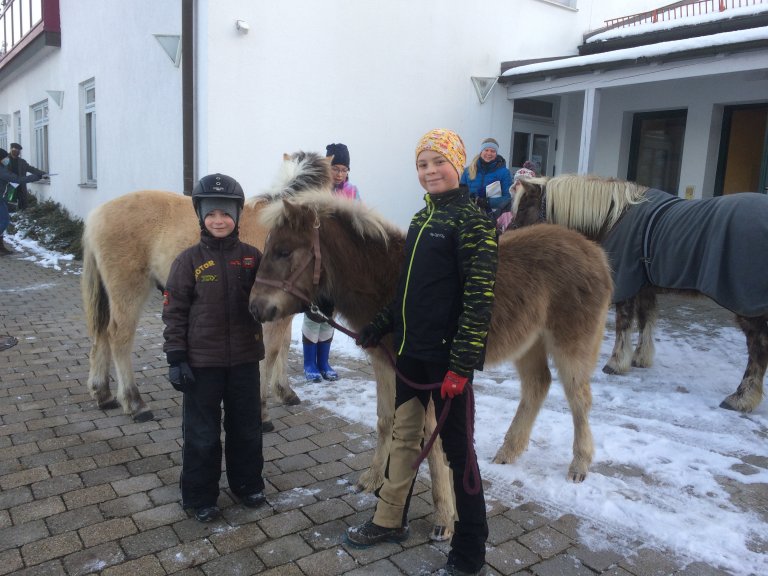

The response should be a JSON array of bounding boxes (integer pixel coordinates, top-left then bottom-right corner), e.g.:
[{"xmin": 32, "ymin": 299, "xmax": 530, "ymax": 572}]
[
  {"xmin": 356, "ymin": 323, "xmax": 383, "ymax": 349},
  {"xmin": 31, "ymin": 174, "xmax": 43, "ymax": 182},
  {"xmin": 168, "ymin": 362, "xmax": 196, "ymax": 393}
]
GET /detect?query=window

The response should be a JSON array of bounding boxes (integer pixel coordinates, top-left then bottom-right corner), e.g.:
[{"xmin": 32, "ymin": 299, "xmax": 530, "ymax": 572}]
[
  {"xmin": 627, "ymin": 110, "xmax": 687, "ymax": 193},
  {"xmin": 80, "ymin": 79, "xmax": 97, "ymax": 184},
  {"xmin": 0, "ymin": 118, "xmax": 7, "ymax": 150},
  {"xmin": 539, "ymin": 0, "xmax": 577, "ymax": 8},
  {"xmin": 13, "ymin": 110, "xmax": 21, "ymax": 145},
  {"xmin": 31, "ymin": 100, "xmax": 49, "ymax": 173}
]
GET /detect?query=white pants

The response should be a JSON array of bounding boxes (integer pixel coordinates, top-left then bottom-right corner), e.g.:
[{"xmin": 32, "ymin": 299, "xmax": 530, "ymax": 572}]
[{"xmin": 302, "ymin": 314, "xmax": 334, "ymax": 343}]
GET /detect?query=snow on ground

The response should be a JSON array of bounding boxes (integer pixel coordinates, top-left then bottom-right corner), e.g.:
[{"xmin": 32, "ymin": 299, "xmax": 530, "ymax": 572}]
[
  {"xmin": 14, "ymin": 238, "xmax": 768, "ymax": 576},
  {"xmin": 288, "ymin": 311, "xmax": 767, "ymax": 576},
  {"xmin": 5, "ymin": 231, "xmax": 79, "ymax": 274}
]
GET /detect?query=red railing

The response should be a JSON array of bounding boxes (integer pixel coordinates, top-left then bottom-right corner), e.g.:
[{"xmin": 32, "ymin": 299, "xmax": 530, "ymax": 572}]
[
  {"xmin": 602, "ymin": 0, "xmax": 765, "ymax": 30},
  {"xmin": 0, "ymin": 0, "xmax": 59, "ymax": 60}
]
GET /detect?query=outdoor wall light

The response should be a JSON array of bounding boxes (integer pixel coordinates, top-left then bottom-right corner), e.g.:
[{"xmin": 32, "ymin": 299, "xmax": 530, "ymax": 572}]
[{"xmin": 236, "ymin": 20, "xmax": 250, "ymax": 34}]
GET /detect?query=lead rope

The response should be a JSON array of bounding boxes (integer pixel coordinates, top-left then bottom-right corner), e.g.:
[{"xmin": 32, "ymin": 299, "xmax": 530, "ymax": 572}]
[{"xmin": 315, "ymin": 307, "xmax": 481, "ymax": 495}]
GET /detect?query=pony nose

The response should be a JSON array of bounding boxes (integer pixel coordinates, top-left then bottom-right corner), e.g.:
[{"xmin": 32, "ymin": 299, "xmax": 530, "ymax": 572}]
[{"xmin": 250, "ymin": 298, "xmax": 275, "ymax": 323}]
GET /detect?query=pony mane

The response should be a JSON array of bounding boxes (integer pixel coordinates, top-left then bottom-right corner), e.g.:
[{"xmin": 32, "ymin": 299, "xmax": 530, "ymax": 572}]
[
  {"xmin": 259, "ymin": 191, "xmax": 400, "ymax": 248},
  {"xmin": 544, "ymin": 174, "xmax": 648, "ymax": 235},
  {"xmin": 245, "ymin": 151, "xmax": 333, "ymax": 207}
]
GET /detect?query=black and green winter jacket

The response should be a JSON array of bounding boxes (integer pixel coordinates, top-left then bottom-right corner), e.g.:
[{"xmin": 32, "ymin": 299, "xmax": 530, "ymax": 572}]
[{"xmin": 371, "ymin": 187, "xmax": 498, "ymax": 376}]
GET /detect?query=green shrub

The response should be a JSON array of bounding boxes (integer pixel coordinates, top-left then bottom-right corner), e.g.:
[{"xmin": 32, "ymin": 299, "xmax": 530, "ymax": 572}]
[{"xmin": 9, "ymin": 198, "xmax": 85, "ymax": 260}]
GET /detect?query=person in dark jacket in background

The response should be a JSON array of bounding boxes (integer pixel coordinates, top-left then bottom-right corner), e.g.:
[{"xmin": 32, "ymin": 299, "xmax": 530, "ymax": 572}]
[
  {"xmin": 346, "ymin": 129, "xmax": 498, "ymax": 576},
  {"xmin": 8, "ymin": 143, "xmax": 46, "ymax": 211},
  {"xmin": 460, "ymin": 137, "xmax": 512, "ymax": 219},
  {"xmin": 0, "ymin": 148, "xmax": 42, "ymax": 255},
  {"xmin": 162, "ymin": 173, "xmax": 267, "ymax": 523}
]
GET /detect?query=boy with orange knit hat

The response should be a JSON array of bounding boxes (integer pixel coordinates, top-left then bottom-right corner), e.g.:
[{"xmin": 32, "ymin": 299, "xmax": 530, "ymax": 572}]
[{"xmin": 347, "ymin": 129, "xmax": 498, "ymax": 576}]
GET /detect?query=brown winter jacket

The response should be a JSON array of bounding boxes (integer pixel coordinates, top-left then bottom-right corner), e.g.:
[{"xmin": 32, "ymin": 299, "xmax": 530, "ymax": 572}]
[{"xmin": 162, "ymin": 233, "xmax": 265, "ymax": 367}]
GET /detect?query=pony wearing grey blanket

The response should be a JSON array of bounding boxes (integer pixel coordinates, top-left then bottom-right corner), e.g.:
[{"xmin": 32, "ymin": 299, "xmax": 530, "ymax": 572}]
[{"xmin": 512, "ymin": 174, "xmax": 768, "ymax": 413}]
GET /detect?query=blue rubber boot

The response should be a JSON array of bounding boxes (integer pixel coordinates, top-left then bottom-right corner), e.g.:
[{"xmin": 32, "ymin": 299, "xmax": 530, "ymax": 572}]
[
  {"xmin": 317, "ymin": 339, "xmax": 339, "ymax": 381},
  {"xmin": 302, "ymin": 341, "xmax": 322, "ymax": 383}
]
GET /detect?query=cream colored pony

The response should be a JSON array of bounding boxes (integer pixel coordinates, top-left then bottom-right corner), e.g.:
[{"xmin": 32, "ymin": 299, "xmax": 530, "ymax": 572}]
[{"xmin": 81, "ymin": 152, "xmax": 332, "ymax": 424}]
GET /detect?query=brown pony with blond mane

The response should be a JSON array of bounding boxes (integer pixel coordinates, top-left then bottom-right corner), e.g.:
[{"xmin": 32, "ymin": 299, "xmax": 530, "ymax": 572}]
[
  {"xmin": 81, "ymin": 152, "xmax": 333, "ymax": 424},
  {"xmin": 249, "ymin": 191, "xmax": 612, "ymax": 539},
  {"xmin": 512, "ymin": 173, "xmax": 768, "ymax": 413}
]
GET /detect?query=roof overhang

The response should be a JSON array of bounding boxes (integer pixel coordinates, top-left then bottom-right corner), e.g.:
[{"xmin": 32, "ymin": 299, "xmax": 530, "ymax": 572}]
[{"xmin": 500, "ymin": 27, "xmax": 768, "ymax": 90}]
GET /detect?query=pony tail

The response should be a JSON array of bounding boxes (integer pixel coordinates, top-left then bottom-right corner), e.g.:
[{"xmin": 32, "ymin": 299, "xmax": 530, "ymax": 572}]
[
  {"xmin": 81, "ymin": 231, "xmax": 110, "ymax": 337},
  {"xmin": 467, "ymin": 155, "xmax": 480, "ymax": 180}
]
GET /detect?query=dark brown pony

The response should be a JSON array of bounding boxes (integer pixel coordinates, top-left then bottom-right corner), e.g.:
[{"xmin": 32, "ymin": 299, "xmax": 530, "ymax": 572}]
[
  {"xmin": 248, "ymin": 191, "xmax": 613, "ymax": 538},
  {"xmin": 511, "ymin": 174, "xmax": 768, "ymax": 412}
]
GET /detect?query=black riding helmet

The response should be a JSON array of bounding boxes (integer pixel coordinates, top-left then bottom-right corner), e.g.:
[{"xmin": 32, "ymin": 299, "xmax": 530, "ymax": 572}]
[{"xmin": 191, "ymin": 173, "xmax": 245, "ymax": 228}]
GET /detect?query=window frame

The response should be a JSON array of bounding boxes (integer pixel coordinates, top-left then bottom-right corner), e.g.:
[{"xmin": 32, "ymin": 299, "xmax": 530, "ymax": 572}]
[
  {"xmin": 627, "ymin": 109, "xmax": 687, "ymax": 194},
  {"xmin": 31, "ymin": 99, "xmax": 49, "ymax": 173},
  {"xmin": 0, "ymin": 118, "xmax": 7, "ymax": 150},
  {"xmin": 536, "ymin": 0, "xmax": 577, "ymax": 10},
  {"xmin": 13, "ymin": 110, "xmax": 21, "ymax": 145},
  {"xmin": 80, "ymin": 78, "xmax": 97, "ymax": 185}
]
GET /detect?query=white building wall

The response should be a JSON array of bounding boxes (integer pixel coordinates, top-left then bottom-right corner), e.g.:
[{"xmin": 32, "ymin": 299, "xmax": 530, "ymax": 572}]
[
  {"xmin": 0, "ymin": 0, "xmax": 182, "ymax": 220},
  {"xmin": 195, "ymin": 0, "xmax": 637, "ymax": 226},
  {"xmin": 0, "ymin": 0, "xmax": 663, "ymax": 225}
]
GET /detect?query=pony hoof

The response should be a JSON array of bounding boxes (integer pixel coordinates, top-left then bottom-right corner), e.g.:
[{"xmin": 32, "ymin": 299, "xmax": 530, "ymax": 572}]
[
  {"xmin": 567, "ymin": 472, "xmax": 587, "ymax": 483},
  {"xmin": 132, "ymin": 410, "xmax": 154, "ymax": 423},
  {"xmin": 98, "ymin": 398, "xmax": 120, "ymax": 410},
  {"xmin": 430, "ymin": 525, "xmax": 452, "ymax": 542},
  {"xmin": 602, "ymin": 365, "xmax": 618, "ymax": 375},
  {"xmin": 262, "ymin": 421, "xmax": 275, "ymax": 433},
  {"xmin": 719, "ymin": 398, "xmax": 747, "ymax": 412},
  {"xmin": 351, "ymin": 482, "xmax": 365, "ymax": 494},
  {"xmin": 284, "ymin": 395, "xmax": 301, "ymax": 406},
  {"xmin": 719, "ymin": 392, "xmax": 755, "ymax": 413},
  {"xmin": 719, "ymin": 400, "xmax": 737, "ymax": 411}
]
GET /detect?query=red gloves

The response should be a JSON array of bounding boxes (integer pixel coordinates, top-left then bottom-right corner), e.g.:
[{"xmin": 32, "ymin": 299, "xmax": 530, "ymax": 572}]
[{"xmin": 441, "ymin": 370, "xmax": 469, "ymax": 399}]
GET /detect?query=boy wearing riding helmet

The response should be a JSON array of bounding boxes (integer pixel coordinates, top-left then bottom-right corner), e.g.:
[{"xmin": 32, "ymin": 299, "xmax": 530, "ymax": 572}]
[
  {"xmin": 162, "ymin": 173, "xmax": 267, "ymax": 523},
  {"xmin": 348, "ymin": 129, "xmax": 498, "ymax": 576}
]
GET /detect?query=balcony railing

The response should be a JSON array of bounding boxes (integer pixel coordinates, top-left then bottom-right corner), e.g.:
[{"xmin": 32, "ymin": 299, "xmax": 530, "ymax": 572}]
[
  {"xmin": 0, "ymin": 0, "xmax": 59, "ymax": 61},
  {"xmin": 604, "ymin": 0, "xmax": 765, "ymax": 28},
  {"xmin": 584, "ymin": 0, "xmax": 766, "ymax": 41}
]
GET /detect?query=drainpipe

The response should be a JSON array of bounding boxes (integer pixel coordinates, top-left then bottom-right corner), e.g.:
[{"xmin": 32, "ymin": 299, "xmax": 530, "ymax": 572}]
[{"xmin": 182, "ymin": 0, "xmax": 194, "ymax": 194}]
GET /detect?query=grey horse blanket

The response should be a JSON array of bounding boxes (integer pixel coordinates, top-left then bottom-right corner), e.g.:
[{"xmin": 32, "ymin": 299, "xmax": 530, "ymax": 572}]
[{"xmin": 602, "ymin": 188, "xmax": 768, "ymax": 317}]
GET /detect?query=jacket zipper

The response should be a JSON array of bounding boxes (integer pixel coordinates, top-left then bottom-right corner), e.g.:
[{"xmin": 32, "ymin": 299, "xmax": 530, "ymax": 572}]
[
  {"xmin": 220, "ymin": 242, "xmax": 231, "ymax": 365},
  {"xmin": 398, "ymin": 196, "xmax": 435, "ymax": 356}
]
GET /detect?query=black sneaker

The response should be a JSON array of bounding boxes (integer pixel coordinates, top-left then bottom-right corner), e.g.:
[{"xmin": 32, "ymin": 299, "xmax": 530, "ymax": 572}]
[
  {"xmin": 345, "ymin": 519, "xmax": 409, "ymax": 548},
  {"xmin": 240, "ymin": 491, "xmax": 267, "ymax": 508},
  {"xmin": 436, "ymin": 563, "xmax": 488, "ymax": 576},
  {"xmin": 194, "ymin": 506, "xmax": 221, "ymax": 523}
]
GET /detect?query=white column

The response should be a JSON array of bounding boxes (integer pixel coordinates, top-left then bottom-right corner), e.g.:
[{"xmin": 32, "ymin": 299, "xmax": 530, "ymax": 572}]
[{"xmin": 578, "ymin": 87, "xmax": 601, "ymax": 175}]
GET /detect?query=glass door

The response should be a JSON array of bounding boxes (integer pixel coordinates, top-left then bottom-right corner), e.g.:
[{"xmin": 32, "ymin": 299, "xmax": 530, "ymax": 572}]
[
  {"xmin": 627, "ymin": 109, "xmax": 687, "ymax": 193},
  {"xmin": 715, "ymin": 104, "xmax": 768, "ymax": 196},
  {"xmin": 510, "ymin": 121, "xmax": 557, "ymax": 177}
]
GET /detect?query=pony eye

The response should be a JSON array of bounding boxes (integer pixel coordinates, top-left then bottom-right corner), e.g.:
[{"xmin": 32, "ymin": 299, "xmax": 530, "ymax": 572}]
[{"xmin": 275, "ymin": 248, "xmax": 292, "ymax": 259}]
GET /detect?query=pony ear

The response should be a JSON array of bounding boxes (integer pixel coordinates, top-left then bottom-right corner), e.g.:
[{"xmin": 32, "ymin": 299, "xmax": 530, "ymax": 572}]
[
  {"xmin": 322, "ymin": 156, "xmax": 333, "ymax": 166},
  {"xmin": 283, "ymin": 153, "xmax": 291, "ymax": 161},
  {"xmin": 281, "ymin": 197, "xmax": 306, "ymax": 228}
]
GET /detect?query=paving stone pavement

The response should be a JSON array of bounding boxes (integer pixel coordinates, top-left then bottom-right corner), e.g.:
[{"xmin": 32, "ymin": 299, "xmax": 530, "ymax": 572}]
[{"xmin": 0, "ymin": 250, "xmax": 744, "ymax": 575}]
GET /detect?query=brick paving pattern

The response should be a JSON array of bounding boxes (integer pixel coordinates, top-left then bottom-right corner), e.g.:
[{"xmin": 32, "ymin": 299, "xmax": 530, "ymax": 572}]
[{"xmin": 0, "ymin": 251, "xmax": 746, "ymax": 575}]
